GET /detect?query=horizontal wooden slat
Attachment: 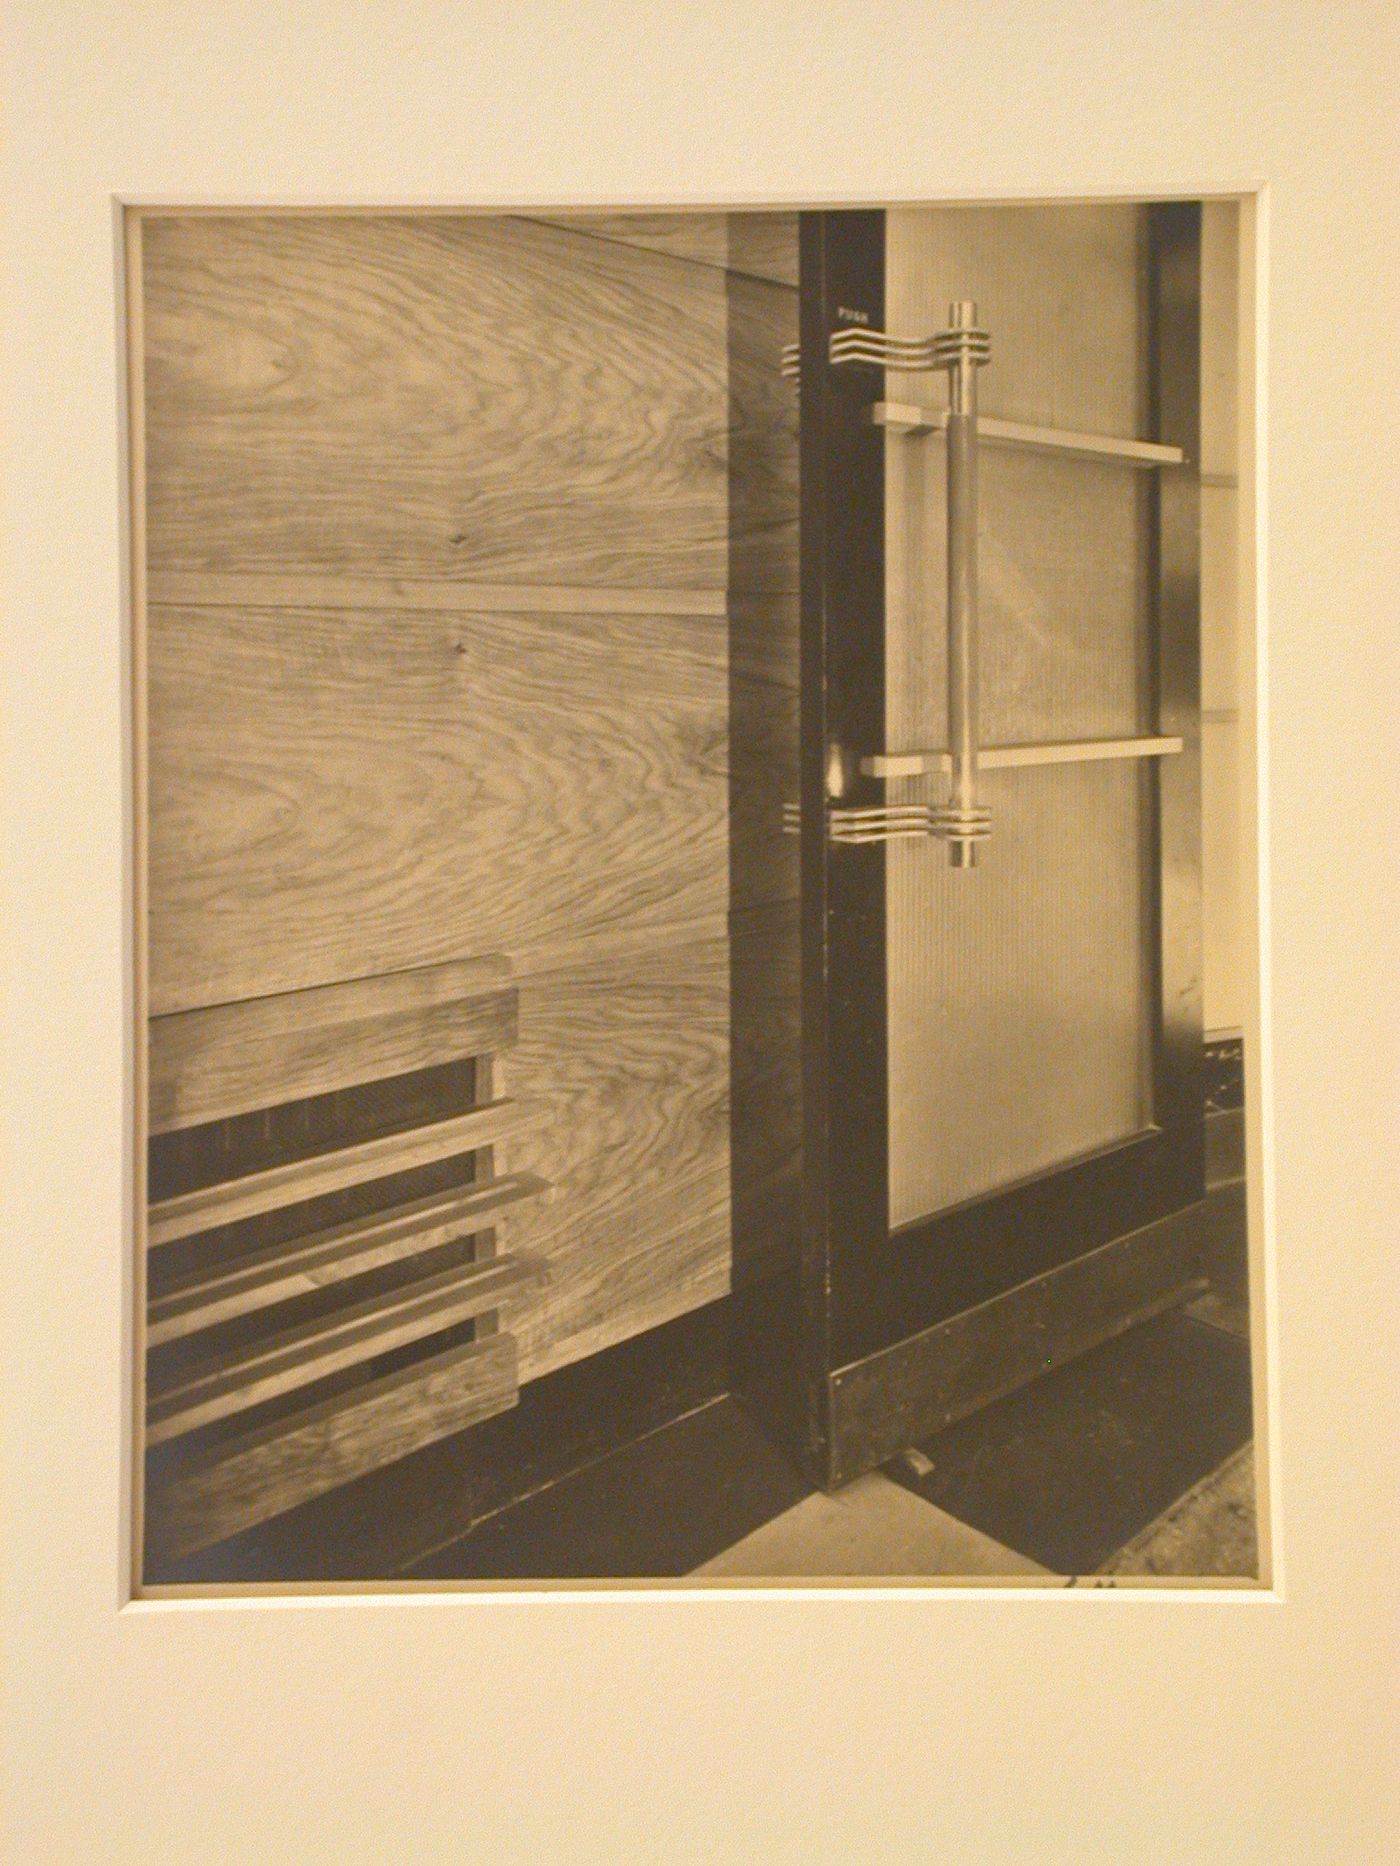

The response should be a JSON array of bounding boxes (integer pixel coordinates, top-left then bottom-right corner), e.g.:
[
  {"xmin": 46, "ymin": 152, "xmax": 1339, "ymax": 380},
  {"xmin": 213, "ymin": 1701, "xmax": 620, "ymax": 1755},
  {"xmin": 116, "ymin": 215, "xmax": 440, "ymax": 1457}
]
[
  {"xmin": 145, "ymin": 1332, "xmax": 519, "ymax": 1565},
  {"xmin": 147, "ymin": 1255, "xmax": 543, "ymax": 1444},
  {"xmin": 147, "ymin": 1099, "xmax": 544, "ymax": 1246},
  {"xmin": 149, "ymin": 958, "xmax": 516, "ymax": 1134},
  {"xmin": 149, "ymin": 1174, "xmax": 551, "ymax": 1345},
  {"xmin": 148, "ymin": 571, "xmax": 728, "ymax": 617}
]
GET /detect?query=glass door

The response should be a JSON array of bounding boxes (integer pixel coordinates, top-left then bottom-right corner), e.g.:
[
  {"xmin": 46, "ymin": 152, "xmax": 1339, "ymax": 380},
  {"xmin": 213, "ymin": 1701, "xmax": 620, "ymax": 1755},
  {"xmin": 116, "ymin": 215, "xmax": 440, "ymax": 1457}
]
[{"xmin": 787, "ymin": 204, "xmax": 1205, "ymax": 1485}]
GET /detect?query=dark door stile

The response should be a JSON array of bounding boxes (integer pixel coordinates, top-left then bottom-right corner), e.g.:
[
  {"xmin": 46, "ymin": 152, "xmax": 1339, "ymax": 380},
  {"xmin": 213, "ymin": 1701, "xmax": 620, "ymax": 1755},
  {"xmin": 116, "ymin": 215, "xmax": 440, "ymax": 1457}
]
[{"xmin": 779, "ymin": 205, "xmax": 1207, "ymax": 1487}]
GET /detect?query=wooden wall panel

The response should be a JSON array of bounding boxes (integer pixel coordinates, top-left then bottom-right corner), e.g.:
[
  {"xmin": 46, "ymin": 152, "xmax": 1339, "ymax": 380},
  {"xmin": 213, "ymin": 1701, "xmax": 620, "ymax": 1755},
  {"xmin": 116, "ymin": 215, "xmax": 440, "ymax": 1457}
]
[
  {"xmin": 143, "ymin": 214, "xmax": 729, "ymax": 591},
  {"xmin": 727, "ymin": 214, "xmax": 800, "ymax": 291},
  {"xmin": 147, "ymin": 599, "xmax": 727, "ymax": 1013},
  {"xmin": 530, "ymin": 212, "xmax": 731, "ymax": 273},
  {"xmin": 148, "ymin": 956, "xmax": 513, "ymax": 1132},
  {"xmin": 146, "ymin": 1333, "xmax": 519, "ymax": 1564},
  {"xmin": 142, "ymin": 210, "xmax": 743, "ymax": 1399},
  {"xmin": 728, "ymin": 593, "xmax": 798, "ymax": 912},
  {"xmin": 502, "ymin": 938, "xmax": 731, "ymax": 1381},
  {"xmin": 729, "ymin": 897, "xmax": 800, "ymax": 1284}
]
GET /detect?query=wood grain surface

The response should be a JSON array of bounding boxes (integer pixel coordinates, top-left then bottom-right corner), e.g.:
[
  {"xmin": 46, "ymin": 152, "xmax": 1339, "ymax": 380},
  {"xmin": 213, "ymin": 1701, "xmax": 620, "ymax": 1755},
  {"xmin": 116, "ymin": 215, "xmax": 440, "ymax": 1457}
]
[
  {"xmin": 528, "ymin": 212, "xmax": 731, "ymax": 273},
  {"xmin": 147, "ymin": 599, "xmax": 728, "ymax": 1012},
  {"xmin": 726, "ymin": 269, "xmax": 799, "ymax": 595},
  {"xmin": 726, "ymin": 249, "xmax": 802, "ymax": 1300},
  {"xmin": 145, "ymin": 1332, "xmax": 519, "ymax": 1563},
  {"xmin": 147, "ymin": 571, "xmax": 727, "ymax": 617},
  {"xmin": 502, "ymin": 936, "xmax": 731, "ymax": 1382},
  {"xmin": 141, "ymin": 210, "xmax": 741, "ymax": 1411},
  {"xmin": 149, "ymin": 958, "xmax": 515, "ymax": 1133},
  {"xmin": 147, "ymin": 1258, "xmax": 535, "ymax": 1443},
  {"xmin": 730, "ymin": 898, "xmax": 801, "ymax": 1285},
  {"xmin": 727, "ymin": 213, "xmax": 800, "ymax": 291},
  {"xmin": 143, "ymin": 213, "xmax": 729, "ymax": 591},
  {"xmin": 529, "ymin": 210, "xmax": 799, "ymax": 288},
  {"xmin": 728, "ymin": 592, "xmax": 799, "ymax": 911},
  {"xmin": 147, "ymin": 1099, "xmax": 541, "ymax": 1245},
  {"xmin": 148, "ymin": 1175, "xmax": 549, "ymax": 1344}
]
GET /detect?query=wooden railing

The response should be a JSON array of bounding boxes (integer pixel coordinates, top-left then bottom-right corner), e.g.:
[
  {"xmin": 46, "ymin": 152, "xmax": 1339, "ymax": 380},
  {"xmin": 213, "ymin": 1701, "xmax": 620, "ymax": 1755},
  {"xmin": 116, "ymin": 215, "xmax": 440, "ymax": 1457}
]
[{"xmin": 142, "ymin": 956, "xmax": 549, "ymax": 1568}]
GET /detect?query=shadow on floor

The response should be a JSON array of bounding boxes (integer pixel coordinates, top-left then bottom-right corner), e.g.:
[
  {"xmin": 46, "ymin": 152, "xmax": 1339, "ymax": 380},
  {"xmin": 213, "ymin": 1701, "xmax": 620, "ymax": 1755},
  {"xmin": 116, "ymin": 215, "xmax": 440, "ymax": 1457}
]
[
  {"xmin": 406, "ymin": 1397, "xmax": 811, "ymax": 1580},
  {"xmin": 409, "ymin": 1164, "xmax": 1256, "ymax": 1583},
  {"xmin": 884, "ymin": 1309, "xmax": 1253, "ymax": 1575}
]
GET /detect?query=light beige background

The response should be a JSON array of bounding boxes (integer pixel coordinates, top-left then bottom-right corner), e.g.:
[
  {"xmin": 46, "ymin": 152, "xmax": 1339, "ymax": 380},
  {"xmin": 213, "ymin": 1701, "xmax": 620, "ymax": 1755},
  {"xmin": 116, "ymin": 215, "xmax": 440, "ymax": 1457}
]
[{"xmin": 3, "ymin": 1, "xmax": 1396, "ymax": 1861}]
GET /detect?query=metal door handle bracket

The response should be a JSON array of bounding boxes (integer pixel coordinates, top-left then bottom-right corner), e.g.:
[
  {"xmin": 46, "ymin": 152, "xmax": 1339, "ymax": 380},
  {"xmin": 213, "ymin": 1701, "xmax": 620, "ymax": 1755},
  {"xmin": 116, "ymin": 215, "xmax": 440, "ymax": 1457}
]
[{"xmin": 781, "ymin": 802, "xmax": 938, "ymax": 845}]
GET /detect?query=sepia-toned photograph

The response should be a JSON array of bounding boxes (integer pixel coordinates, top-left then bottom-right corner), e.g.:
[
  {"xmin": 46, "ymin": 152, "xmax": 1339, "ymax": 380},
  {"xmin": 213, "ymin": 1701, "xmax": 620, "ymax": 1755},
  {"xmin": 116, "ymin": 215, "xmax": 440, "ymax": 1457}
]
[{"xmin": 130, "ymin": 198, "xmax": 1262, "ymax": 1590}]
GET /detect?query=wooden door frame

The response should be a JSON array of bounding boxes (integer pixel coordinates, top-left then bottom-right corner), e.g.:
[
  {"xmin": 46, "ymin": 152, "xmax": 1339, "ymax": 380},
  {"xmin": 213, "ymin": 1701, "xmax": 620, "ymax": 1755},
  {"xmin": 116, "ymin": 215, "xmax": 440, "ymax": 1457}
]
[{"xmin": 783, "ymin": 203, "xmax": 1206, "ymax": 1486}]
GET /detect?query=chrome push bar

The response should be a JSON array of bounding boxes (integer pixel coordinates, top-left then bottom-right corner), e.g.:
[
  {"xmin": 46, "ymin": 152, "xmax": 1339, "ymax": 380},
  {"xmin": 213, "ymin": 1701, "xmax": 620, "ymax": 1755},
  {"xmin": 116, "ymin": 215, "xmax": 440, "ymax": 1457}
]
[
  {"xmin": 782, "ymin": 307, "xmax": 1185, "ymax": 860},
  {"xmin": 831, "ymin": 302, "xmax": 992, "ymax": 865}
]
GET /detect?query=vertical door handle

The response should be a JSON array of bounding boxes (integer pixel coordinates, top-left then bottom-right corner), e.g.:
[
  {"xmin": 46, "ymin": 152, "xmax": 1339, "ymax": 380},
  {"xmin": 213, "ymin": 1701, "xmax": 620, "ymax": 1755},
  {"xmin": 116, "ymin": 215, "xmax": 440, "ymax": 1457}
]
[
  {"xmin": 827, "ymin": 305, "xmax": 994, "ymax": 865},
  {"xmin": 928, "ymin": 302, "xmax": 992, "ymax": 866}
]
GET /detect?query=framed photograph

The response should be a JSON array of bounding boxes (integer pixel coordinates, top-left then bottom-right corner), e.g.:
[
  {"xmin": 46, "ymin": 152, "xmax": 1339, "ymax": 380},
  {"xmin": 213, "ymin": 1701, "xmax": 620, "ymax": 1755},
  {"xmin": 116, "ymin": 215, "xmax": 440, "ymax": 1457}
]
[
  {"xmin": 127, "ymin": 195, "xmax": 1264, "ymax": 1597},
  {"xmin": 4, "ymin": 2, "xmax": 1395, "ymax": 1860}
]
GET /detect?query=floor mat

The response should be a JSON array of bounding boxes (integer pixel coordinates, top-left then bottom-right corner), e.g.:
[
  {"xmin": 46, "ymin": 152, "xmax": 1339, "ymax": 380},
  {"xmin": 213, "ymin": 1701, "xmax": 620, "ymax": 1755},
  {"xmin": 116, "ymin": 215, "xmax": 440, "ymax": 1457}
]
[{"xmin": 885, "ymin": 1311, "xmax": 1254, "ymax": 1576}]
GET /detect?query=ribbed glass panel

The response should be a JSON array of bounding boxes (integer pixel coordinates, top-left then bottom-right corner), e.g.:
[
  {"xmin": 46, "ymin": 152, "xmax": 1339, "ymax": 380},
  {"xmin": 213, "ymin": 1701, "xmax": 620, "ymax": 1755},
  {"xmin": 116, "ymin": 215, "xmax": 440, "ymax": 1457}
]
[
  {"xmin": 885, "ymin": 203, "xmax": 1154, "ymax": 1229},
  {"xmin": 887, "ymin": 762, "xmax": 1151, "ymax": 1228}
]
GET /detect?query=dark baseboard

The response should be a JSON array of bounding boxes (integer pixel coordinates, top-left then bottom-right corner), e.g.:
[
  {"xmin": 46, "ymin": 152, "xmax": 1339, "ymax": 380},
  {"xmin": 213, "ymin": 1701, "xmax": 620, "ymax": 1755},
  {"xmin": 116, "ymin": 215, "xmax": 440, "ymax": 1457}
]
[
  {"xmin": 147, "ymin": 1296, "xmax": 731, "ymax": 1585},
  {"xmin": 824, "ymin": 1202, "xmax": 1208, "ymax": 1487}
]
